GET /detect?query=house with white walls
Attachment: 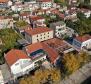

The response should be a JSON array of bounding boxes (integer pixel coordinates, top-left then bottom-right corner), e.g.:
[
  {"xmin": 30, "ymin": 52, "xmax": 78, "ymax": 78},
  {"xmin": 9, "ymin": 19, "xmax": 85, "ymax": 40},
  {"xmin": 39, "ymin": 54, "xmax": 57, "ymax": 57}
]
[
  {"xmin": 73, "ymin": 35, "xmax": 91, "ymax": 51},
  {"xmin": 29, "ymin": 15, "xmax": 46, "ymax": 28},
  {"xmin": 0, "ymin": 16, "xmax": 13, "ymax": 29},
  {"xmin": 5, "ymin": 49, "xmax": 35, "ymax": 78},
  {"xmin": 50, "ymin": 21, "xmax": 67, "ymax": 38},
  {"xmin": 5, "ymin": 47, "xmax": 47, "ymax": 78},
  {"xmin": 25, "ymin": 27, "xmax": 53, "ymax": 44},
  {"xmin": 38, "ymin": 0, "xmax": 53, "ymax": 9}
]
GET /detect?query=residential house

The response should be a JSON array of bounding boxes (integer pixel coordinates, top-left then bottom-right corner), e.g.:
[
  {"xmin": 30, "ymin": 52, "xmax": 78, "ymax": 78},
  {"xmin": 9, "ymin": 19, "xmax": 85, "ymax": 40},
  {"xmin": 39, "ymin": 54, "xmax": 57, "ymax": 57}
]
[
  {"xmin": 73, "ymin": 35, "xmax": 91, "ymax": 51},
  {"xmin": 50, "ymin": 21, "xmax": 67, "ymax": 38},
  {"xmin": 24, "ymin": 42, "xmax": 59, "ymax": 65},
  {"xmin": 37, "ymin": 0, "xmax": 53, "ymax": 9},
  {"xmin": 0, "ymin": 16, "xmax": 13, "ymax": 29},
  {"xmin": 24, "ymin": 42, "xmax": 47, "ymax": 66},
  {"xmin": 0, "ymin": 0, "xmax": 9, "ymax": 9},
  {"xmin": 19, "ymin": 12, "xmax": 30, "ymax": 24},
  {"xmin": 5, "ymin": 49, "xmax": 34, "ymax": 79},
  {"xmin": 43, "ymin": 38, "xmax": 74, "ymax": 54},
  {"xmin": 29, "ymin": 15, "xmax": 46, "ymax": 28},
  {"xmin": 64, "ymin": 9, "xmax": 77, "ymax": 21},
  {"xmin": 25, "ymin": 27, "xmax": 53, "ymax": 44}
]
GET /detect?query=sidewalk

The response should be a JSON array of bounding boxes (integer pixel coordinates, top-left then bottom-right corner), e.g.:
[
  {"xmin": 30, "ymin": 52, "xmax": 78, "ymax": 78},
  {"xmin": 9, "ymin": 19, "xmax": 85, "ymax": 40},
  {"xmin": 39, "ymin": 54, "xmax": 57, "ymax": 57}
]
[{"xmin": 60, "ymin": 62, "xmax": 91, "ymax": 84}]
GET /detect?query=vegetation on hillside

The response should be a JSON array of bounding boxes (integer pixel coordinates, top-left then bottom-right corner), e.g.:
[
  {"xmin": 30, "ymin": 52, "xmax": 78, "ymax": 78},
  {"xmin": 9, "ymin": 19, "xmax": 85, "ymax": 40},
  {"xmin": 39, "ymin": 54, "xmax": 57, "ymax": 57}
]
[
  {"xmin": 0, "ymin": 28, "xmax": 21, "ymax": 64},
  {"xmin": 65, "ymin": 14, "xmax": 91, "ymax": 35},
  {"xmin": 15, "ymin": 20, "xmax": 28, "ymax": 27}
]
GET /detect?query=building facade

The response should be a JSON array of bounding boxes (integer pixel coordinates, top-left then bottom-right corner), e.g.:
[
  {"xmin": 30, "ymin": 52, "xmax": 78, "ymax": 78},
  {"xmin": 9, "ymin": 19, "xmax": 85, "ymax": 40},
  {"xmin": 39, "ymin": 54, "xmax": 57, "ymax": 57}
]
[
  {"xmin": 50, "ymin": 21, "xmax": 67, "ymax": 38},
  {"xmin": 25, "ymin": 27, "xmax": 54, "ymax": 44},
  {"xmin": 73, "ymin": 35, "xmax": 91, "ymax": 50},
  {"xmin": 38, "ymin": 0, "xmax": 53, "ymax": 9}
]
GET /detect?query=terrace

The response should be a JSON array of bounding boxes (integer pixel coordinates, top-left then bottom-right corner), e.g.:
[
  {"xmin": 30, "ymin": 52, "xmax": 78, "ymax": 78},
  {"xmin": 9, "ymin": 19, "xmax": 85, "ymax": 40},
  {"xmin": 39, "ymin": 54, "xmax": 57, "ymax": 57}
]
[
  {"xmin": 44, "ymin": 38, "xmax": 74, "ymax": 53},
  {"xmin": 29, "ymin": 49, "xmax": 47, "ymax": 60}
]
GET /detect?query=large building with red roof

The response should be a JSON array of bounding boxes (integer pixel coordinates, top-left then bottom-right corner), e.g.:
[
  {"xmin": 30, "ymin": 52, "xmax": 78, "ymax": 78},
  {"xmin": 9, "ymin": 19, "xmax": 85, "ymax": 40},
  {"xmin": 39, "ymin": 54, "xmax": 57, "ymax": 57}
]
[
  {"xmin": 73, "ymin": 35, "xmax": 91, "ymax": 50},
  {"xmin": 25, "ymin": 27, "xmax": 54, "ymax": 44},
  {"xmin": 24, "ymin": 42, "xmax": 59, "ymax": 64}
]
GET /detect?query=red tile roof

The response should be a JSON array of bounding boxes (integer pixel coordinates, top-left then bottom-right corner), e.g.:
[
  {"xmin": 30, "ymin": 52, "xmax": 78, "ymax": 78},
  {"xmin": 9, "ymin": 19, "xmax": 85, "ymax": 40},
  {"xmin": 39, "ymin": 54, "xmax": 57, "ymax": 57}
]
[
  {"xmin": 20, "ymin": 12, "xmax": 30, "ymax": 17},
  {"xmin": 44, "ymin": 38, "xmax": 66, "ymax": 48},
  {"xmin": 25, "ymin": 42, "xmax": 58, "ymax": 63},
  {"xmin": 30, "ymin": 16, "xmax": 44, "ymax": 21},
  {"xmin": 5, "ymin": 49, "xmax": 29, "ymax": 66},
  {"xmin": 25, "ymin": 27, "xmax": 53, "ymax": 35},
  {"xmin": 0, "ymin": 0, "xmax": 8, "ymax": 3},
  {"xmin": 25, "ymin": 42, "xmax": 43, "ymax": 53},
  {"xmin": 42, "ymin": 43, "xmax": 58, "ymax": 64},
  {"xmin": 75, "ymin": 35, "xmax": 91, "ymax": 43}
]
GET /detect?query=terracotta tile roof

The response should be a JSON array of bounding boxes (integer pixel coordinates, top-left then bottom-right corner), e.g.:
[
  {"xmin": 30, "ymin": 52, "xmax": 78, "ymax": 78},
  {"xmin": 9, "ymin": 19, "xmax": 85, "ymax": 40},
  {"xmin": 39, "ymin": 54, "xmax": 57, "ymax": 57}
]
[
  {"xmin": 42, "ymin": 43, "xmax": 58, "ymax": 63},
  {"xmin": 30, "ymin": 16, "xmax": 44, "ymax": 21},
  {"xmin": 0, "ymin": 16, "xmax": 4, "ymax": 20},
  {"xmin": 25, "ymin": 42, "xmax": 43, "ymax": 53},
  {"xmin": 0, "ymin": 16, "xmax": 13, "ymax": 20},
  {"xmin": 39, "ymin": 0, "xmax": 52, "ymax": 2},
  {"xmin": 25, "ymin": 27, "xmax": 53, "ymax": 35},
  {"xmin": 75, "ymin": 35, "xmax": 91, "ymax": 43},
  {"xmin": 44, "ymin": 38, "xmax": 66, "ymax": 48},
  {"xmin": 0, "ymin": 0, "xmax": 8, "ymax": 3},
  {"xmin": 25, "ymin": 42, "xmax": 58, "ymax": 63},
  {"xmin": 5, "ymin": 49, "xmax": 29, "ymax": 66},
  {"xmin": 20, "ymin": 12, "xmax": 30, "ymax": 17}
]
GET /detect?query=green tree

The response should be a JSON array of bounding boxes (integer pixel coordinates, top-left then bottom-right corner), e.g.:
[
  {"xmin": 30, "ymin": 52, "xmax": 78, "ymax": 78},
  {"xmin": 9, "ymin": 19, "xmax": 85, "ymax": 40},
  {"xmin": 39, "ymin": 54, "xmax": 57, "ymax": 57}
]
[{"xmin": 77, "ymin": 12, "xmax": 86, "ymax": 20}]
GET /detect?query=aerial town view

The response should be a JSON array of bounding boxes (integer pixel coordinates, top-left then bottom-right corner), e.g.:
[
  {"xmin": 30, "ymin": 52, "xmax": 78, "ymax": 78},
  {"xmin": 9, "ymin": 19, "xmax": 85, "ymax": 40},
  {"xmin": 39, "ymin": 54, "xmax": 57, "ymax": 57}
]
[{"xmin": 0, "ymin": 0, "xmax": 91, "ymax": 84}]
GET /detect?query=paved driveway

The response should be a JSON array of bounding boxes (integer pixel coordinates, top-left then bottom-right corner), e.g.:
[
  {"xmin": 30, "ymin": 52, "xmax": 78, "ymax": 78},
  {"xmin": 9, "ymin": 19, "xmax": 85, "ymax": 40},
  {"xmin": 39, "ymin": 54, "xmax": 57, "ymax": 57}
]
[{"xmin": 0, "ymin": 63, "xmax": 12, "ymax": 83}]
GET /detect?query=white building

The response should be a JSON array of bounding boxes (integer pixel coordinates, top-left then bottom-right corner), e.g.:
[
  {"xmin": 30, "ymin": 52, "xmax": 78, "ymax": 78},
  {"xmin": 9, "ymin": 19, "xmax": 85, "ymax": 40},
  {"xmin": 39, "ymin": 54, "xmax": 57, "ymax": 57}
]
[
  {"xmin": 38, "ymin": 0, "xmax": 53, "ymax": 9},
  {"xmin": 5, "ymin": 48, "xmax": 47, "ymax": 78},
  {"xmin": 50, "ymin": 21, "xmax": 67, "ymax": 38},
  {"xmin": 73, "ymin": 35, "xmax": 91, "ymax": 51},
  {"xmin": 25, "ymin": 27, "xmax": 54, "ymax": 44},
  {"xmin": 29, "ymin": 15, "xmax": 46, "ymax": 28},
  {"xmin": 0, "ymin": 16, "xmax": 13, "ymax": 29},
  {"xmin": 5, "ymin": 49, "xmax": 34, "ymax": 78}
]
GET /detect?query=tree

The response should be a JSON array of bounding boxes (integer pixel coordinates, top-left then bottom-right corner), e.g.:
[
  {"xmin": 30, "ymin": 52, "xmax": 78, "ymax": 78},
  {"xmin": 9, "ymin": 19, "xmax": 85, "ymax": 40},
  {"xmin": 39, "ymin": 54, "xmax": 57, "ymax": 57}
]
[
  {"xmin": 15, "ymin": 20, "xmax": 28, "ymax": 27},
  {"xmin": 0, "ymin": 29, "xmax": 21, "ymax": 52},
  {"xmin": 78, "ymin": 51, "xmax": 90, "ymax": 67},
  {"xmin": 63, "ymin": 53, "xmax": 80, "ymax": 74},
  {"xmin": 77, "ymin": 12, "xmax": 86, "ymax": 20},
  {"xmin": 19, "ymin": 68, "xmax": 61, "ymax": 84}
]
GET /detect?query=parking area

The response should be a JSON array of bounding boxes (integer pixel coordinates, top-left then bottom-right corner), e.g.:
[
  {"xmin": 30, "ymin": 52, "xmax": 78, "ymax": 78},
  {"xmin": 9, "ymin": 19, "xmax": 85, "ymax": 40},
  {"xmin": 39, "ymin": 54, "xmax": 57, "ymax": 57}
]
[{"xmin": 0, "ymin": 63, "xmax": 12, "ymax": 83}]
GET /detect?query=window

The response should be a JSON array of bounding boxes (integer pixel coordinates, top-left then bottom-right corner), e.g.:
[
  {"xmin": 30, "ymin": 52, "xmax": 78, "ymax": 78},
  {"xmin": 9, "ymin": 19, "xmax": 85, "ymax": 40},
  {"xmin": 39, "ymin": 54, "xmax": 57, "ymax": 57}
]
[
  {"xmin": 15, "ymin": 63, "xmax": 19, "ymax": 66},
  {"xmin": 37, "ymin": 39, "xmax": 39, "ymax": 41},
  {"xmin": 58, "ymin": 29, "xmax": 62, "ymax": 31}
]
